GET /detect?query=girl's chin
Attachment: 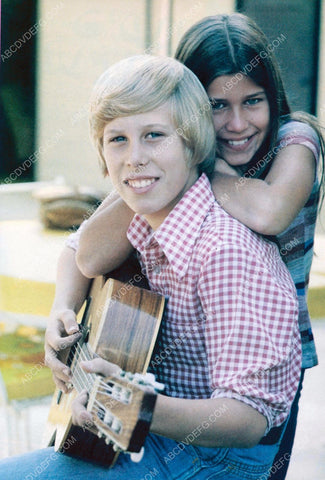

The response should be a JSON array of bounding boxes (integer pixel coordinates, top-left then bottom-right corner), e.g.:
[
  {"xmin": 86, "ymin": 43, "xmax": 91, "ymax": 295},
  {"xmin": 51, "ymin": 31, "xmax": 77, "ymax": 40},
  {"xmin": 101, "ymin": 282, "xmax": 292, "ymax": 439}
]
[
  {"xmin": 222, "ymin": 156, "xmax": 252, "ymax": 167},
  {"xmin": 219, "ymin": 142, "xmax": 262, "ymax": 167}
]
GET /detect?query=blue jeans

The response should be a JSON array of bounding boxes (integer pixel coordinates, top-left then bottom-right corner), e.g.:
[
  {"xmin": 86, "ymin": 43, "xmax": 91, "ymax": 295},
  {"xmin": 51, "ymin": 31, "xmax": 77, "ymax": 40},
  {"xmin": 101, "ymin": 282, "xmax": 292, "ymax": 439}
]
[{"xmin": 0, "ymin": 433, "xmax": 280, "ymax": 480}]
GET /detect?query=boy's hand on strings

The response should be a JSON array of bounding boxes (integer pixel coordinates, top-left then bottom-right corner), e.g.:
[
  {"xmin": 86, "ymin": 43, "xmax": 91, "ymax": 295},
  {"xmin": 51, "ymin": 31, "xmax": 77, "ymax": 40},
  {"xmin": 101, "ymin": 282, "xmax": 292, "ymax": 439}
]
[
  {"xmin": 44, "ymin": 309, "xmax": 81, "ymax": 392},
  {"xmin": 71, "ymin": 358, "xmax": 122, "ymax": 428},
  {"xmin": 71, "ymin": 390, "xmax": 93, "ymax": 428},
  {"xmin": 79, "ymin": 357, "xmax": 122, "ymax": 377}
]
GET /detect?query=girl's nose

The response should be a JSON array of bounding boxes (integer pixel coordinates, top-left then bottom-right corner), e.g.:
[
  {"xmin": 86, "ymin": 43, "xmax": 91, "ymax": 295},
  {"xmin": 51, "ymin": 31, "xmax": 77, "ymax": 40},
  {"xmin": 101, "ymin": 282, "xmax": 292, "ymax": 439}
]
[{"xmin": 226, "ymin": 109, "xmax": 248, "ymax": 132}]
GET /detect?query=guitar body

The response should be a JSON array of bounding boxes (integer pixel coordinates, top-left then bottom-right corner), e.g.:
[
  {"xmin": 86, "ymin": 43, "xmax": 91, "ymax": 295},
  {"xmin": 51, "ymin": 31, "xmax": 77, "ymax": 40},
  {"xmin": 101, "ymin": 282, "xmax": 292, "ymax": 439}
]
[{"xmin": 44, "ymin": 257, "xmax": 165, "ymax": 466}]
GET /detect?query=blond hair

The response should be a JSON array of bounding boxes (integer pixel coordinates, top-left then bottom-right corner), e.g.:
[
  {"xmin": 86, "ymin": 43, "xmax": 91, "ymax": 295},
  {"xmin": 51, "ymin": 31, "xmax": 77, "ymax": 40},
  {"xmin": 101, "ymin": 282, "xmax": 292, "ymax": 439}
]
[{"xmin": 89, "ymin": 55, "xmax": 216, "ymax": 177}]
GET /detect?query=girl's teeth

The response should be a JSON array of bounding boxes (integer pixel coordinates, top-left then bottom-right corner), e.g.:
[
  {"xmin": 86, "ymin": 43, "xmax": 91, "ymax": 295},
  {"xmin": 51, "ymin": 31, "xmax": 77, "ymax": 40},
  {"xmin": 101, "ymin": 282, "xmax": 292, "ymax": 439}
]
[
  {"xmin": 128, "ymin": 178, "xmax": 155, "ymax": 188},
  {"xmin": 227, "ymin": 138, "xmax": 249, "ymax": 146}
]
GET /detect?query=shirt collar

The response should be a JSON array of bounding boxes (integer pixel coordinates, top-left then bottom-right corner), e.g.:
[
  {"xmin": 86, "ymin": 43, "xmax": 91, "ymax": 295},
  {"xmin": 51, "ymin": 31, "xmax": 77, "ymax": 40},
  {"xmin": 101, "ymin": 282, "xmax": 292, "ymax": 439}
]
[{"xmin": 127, "ymin": 174, "xmax": 215, "ymax": 279}]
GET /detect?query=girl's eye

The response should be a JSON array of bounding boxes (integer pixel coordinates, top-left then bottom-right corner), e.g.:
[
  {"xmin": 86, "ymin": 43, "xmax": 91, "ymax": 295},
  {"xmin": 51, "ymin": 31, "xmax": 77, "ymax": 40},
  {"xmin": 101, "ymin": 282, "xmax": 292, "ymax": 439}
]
[
  {"xmin": 245, "ymin": 97, "xmax": 263, "ymax": 106},
  {"xmin": 209, "ymin": 99, "xmax": 226, "ymax": 111}
]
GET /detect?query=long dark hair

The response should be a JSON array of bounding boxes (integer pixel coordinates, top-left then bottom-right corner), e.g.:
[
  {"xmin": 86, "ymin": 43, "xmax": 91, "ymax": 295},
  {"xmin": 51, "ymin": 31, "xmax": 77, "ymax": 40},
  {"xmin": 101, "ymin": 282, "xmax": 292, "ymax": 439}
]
[{"xmin": 175, "ymin": 13, "xmax": 324, "ymax": 207}]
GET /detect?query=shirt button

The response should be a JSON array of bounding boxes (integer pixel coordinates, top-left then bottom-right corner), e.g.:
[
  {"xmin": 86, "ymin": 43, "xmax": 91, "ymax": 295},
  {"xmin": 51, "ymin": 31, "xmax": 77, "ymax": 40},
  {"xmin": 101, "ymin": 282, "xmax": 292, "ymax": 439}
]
[{"xmin": 154, "ymin": 265, "xmax": 161, "ymax": 273}]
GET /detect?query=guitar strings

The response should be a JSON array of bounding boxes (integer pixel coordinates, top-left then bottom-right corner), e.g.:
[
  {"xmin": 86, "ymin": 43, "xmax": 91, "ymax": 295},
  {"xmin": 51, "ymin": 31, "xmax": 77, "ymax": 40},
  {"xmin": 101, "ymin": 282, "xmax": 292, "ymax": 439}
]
[
  {"xmin": 65, "ymin": 341, "xmax": 130, "ymax": 428},
  {"xmin": 71, "ymin": 345, "xmax": 125, "ymax": 414},
  {"xmin": 66, "ymin": 342, "xmax": 139, "ymax": 411},
  {"xmin": 65, "ymin": 324, "xmax": 88, "ymax": 366},
  {"xmin": 70, "ymin": 343, "xmax": 96, "ymax": 393},
  {"xmin": 67, "ymin": 341, "xmax": 123, "ymax": 394},
  {"xmin": 65, "ymin": 342, "xmax": 130, "ymax": 444},
  {"xmin": 65, "ymin": 340, "xmax": 119, "ymax": 398},
  {"xmin": 68, "ymin": 346, "xmax": 117, "ymax": 426}
]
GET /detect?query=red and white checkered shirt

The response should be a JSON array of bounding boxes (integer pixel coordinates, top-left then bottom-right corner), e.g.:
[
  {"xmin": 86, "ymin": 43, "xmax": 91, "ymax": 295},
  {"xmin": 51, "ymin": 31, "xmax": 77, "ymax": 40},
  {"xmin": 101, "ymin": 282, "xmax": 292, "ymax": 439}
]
[{"xmin": 127, "ymin": 174, "xmax": 301, "ymax": 431}]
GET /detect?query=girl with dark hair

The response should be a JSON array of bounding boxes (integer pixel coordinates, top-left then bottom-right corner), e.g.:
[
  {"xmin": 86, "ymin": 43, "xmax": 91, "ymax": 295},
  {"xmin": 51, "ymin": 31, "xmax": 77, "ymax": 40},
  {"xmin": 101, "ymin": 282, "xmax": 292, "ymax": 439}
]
[
  {"xmin": 175, "ymin": 13, "xmax": 325, "ymax": 479},
  {"xmin": 175, "ymin": 13, "xmax": 324, "ymax": 185}
]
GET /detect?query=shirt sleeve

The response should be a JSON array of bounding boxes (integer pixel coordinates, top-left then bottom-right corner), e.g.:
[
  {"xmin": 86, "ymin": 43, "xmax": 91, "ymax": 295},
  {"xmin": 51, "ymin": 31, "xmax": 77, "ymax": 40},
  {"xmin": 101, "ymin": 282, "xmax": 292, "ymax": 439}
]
[
  {"xmin": 65, "ymin": 219, "xmax": 89, "ymax": 251},
  {"xmin": 276, "ymin": 120, "xmax": 320, "ymax": 167},
  {"xmin": 198, "ymin": 243, "xmax": 301, "ymax": 431}
]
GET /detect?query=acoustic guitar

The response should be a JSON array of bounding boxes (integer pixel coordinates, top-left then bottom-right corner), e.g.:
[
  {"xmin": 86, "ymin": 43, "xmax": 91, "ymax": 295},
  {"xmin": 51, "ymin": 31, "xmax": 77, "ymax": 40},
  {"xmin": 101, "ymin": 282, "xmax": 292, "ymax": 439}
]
[{"xmin": 44, "ymin": 260, "xmax": 165, "ymax": 467}]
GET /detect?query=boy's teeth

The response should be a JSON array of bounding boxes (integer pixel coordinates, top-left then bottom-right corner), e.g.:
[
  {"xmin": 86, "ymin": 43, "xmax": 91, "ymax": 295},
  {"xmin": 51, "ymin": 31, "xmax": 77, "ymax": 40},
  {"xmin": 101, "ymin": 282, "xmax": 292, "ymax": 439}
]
[
  {"xmin": 228, "ymin": 138, "xmax": 249, "ymax": 146},
  {"xmin": 128, "ymin": 178, "xmax": 156, "ymax": 188}
]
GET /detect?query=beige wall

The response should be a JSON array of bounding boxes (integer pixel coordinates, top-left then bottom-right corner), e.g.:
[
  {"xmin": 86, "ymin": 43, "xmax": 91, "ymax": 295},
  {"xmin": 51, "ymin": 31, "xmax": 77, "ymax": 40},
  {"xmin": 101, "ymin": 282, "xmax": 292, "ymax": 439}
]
[
  {"xmin": 36, "ymin": 0, "xmax": 235, "ymax": 191},
  {"xmin": 36, "ymin": 0, "xmax": 147, "ymax": 190},
  {"xmin": 170, "ymin": 0, "xmax": 234, "ymax": 54}
]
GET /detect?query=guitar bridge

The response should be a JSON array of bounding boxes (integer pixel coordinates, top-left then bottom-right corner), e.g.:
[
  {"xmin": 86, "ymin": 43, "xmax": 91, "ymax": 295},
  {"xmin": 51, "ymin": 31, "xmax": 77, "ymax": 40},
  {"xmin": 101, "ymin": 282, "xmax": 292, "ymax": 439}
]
[
  {"xmin": 87, "ymin": 371, "xmax": 162, "ymax": 452},
  {"xmin": 103, "ymin": 381, "xmax": 132, "ymax": 404},
  {"xmin": 88, "ymin": 377, "xmax": 125, "ymax": 439},
  {"xmin": 97, "ymin": 407, "xmax": 122, "ymax": 434}
]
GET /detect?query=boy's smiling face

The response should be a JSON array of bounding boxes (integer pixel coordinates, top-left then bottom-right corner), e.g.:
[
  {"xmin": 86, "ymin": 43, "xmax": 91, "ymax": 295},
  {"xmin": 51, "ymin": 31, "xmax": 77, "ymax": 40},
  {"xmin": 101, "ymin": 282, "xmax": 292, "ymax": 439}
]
[{"xmin": 103, "ymin": 102, "xmax": 199, "ymax": 230}]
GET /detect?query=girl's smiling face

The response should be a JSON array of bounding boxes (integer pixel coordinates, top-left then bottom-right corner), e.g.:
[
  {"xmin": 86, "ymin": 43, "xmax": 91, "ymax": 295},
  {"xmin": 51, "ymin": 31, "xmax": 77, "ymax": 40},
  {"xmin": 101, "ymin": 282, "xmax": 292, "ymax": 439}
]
[{"xmin": 207, "ymin": 75, "xmax": 271, "ymax": 167}]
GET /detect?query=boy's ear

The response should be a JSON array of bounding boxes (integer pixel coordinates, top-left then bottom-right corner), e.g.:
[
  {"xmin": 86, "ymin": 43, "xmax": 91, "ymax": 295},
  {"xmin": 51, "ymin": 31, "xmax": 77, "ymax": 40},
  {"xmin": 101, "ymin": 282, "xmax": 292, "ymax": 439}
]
[
  {"xmin": 99, "ymin": 147, "xmax": 109, "ymax": 177},
  {"xmin": 100, "ymin": 159, "xmax": 109, "ymax": 177}
]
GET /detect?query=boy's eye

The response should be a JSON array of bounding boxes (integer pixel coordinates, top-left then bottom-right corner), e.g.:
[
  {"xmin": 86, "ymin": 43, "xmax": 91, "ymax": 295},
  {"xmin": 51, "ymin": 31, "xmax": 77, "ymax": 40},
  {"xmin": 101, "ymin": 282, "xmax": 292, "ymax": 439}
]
[
  {"xmin": 146, "ymin": 131, "xmax": 164, "ymax": 139},
  {"xmin": 111, "ymin": 135, "xmax": 126, "ymax": 143}
]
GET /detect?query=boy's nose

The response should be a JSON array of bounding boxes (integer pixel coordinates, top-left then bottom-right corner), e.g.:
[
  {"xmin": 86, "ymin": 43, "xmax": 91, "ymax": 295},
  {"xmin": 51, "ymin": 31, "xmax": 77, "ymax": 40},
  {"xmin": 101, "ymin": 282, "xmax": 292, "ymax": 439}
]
[{"xmin": 127, "ymin": 142, "xmax": 148, "ymax": 167}]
